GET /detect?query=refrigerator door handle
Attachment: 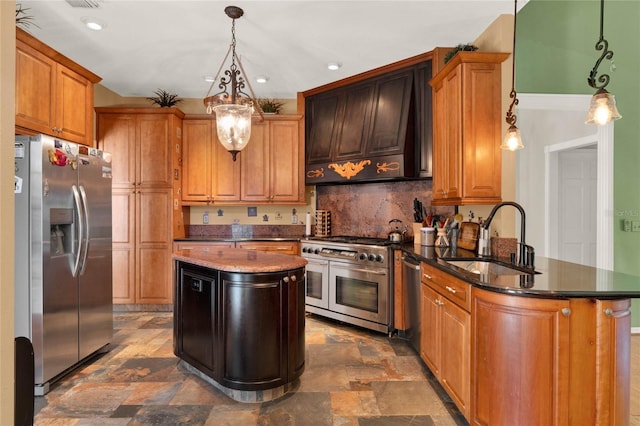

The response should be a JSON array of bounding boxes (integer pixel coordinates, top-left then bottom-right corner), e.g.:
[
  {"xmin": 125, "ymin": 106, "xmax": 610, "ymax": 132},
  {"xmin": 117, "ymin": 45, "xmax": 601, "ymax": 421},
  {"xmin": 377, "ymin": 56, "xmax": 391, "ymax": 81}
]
[
  {"xmin": 78, "ymin": 185, "xmax": 91, "ymax": 275},
  {"xmin": 71, "ymin": 185, "xmax": 84, "ymax": 277}
]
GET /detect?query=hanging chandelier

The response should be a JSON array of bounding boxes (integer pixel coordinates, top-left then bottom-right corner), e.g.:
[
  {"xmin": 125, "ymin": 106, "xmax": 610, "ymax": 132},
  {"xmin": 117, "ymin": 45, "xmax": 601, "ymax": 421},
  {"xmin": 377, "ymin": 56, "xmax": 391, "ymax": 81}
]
[
  {"xmin": 585, "ymin": 0, "xmax": 621, "ymax": 125},
  {"xmin": 204, "ymin": 6, "xmax": 263, "ymax": 161},
  {"xmin": 500, "ymin": 0, "xmax": 524, "ymax": 151}
]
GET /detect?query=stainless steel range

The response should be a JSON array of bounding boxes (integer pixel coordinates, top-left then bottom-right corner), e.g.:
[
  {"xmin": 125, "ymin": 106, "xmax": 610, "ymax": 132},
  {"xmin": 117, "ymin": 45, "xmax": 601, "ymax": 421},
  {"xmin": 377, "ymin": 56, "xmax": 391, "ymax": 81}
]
[{"xmin": 301, "ymin": 236, "xmax": 393, "ymax": 334}]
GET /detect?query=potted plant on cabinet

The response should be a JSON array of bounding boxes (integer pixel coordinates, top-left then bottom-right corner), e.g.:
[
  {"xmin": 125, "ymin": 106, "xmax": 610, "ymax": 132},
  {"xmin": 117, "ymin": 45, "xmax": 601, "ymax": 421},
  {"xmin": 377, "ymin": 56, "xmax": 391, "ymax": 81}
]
[
  {"xmin": 147, "ymin": 89, "xmax": 182, "ymax": 107},
  {"xmin": 257, "ymin": 98, "xmax": 283, "ymax": 114}
]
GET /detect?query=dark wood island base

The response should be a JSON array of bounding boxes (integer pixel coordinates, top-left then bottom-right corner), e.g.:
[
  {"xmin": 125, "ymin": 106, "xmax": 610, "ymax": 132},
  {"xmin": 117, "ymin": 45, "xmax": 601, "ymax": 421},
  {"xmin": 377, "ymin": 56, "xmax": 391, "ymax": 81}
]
[{"xmin": 172, "ymin": 248, "xmax": 307, "ymax": 403}]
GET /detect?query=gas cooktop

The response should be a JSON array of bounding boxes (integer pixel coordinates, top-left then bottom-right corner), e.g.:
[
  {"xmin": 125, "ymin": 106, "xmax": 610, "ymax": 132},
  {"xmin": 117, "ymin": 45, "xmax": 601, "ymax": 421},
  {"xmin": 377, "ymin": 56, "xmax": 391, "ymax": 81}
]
[{"xmin": 306, "ymin": 235, "xmax": 394, "ymax": 246}]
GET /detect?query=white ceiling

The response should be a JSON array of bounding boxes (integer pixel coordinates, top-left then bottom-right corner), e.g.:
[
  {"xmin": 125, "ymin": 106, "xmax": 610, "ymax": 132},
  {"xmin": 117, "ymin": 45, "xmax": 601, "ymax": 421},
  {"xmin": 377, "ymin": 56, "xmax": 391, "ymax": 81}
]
[{"xmin": 18, "ymin": 0, "xmax": 526, "ymax": 100}]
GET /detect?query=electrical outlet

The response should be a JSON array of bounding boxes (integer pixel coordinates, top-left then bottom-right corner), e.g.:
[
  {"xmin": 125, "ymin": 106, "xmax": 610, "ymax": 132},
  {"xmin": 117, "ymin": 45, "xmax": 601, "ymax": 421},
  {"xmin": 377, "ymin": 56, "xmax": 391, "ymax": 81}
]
[
  {"xmin": 624, "ymin": 219, "xmax": 632, "ymax": 232},
  {"xmin": 632, "ymin": 221, "xmax": 640, "ymax": 232},
  {"xmin": 291, "ymin": 214, "xmax": 298, "ymax": 224},
  {"xmin": 203, "ymin": 211, "xmax": 209, "ymax": 224}
]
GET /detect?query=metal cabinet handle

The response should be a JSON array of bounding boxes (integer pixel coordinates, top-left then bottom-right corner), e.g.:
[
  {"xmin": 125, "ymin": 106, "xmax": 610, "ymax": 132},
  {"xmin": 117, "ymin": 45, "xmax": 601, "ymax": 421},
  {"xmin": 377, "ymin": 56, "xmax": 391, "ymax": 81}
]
[
  {"xmin": 290, "ymin": 275, "xmax": 297, "ymax": 282},
  {"xmin": 561, "ymin": 308, "xmax": 571, "ymax": 317},
  {"xmin": 423, "ymin": 273, "xmax": 432, "ymax": 280},
  {"xmin": 445, "ymin": 285, "xmax": 457, "ymax": 294},
  {"xmin": 283, "ymin": 276, "xmax": 290, "ymax": 283}
]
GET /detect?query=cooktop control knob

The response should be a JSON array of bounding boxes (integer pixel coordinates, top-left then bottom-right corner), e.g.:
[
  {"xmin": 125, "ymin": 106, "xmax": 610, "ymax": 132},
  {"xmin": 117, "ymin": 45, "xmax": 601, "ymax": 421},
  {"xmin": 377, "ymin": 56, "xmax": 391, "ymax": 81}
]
[
  {"xmin": 368, "ymin": 254, "xmax": 376, "ymax": 262},
  {"xmin": 302, "ymin": 247, "xmax": 308, "ymax": 253},
  {"xmin": 313, "ymin": 248, "xmax": 320, "ymax": 255},
  {"xmin": 358, "ymin": 253, "xmax": 368, "ymax": 261},
  {"xmin": 376, "ymin": 254, "xmax": 384, "ymax": 263}
]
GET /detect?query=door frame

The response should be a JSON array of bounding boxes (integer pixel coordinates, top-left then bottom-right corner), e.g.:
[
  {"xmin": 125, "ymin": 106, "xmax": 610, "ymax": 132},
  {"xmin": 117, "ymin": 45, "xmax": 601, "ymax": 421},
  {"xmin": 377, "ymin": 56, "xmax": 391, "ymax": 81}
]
[{"xmin": 519, "ymin": 93, "xmax": 613, "ymax": 271}]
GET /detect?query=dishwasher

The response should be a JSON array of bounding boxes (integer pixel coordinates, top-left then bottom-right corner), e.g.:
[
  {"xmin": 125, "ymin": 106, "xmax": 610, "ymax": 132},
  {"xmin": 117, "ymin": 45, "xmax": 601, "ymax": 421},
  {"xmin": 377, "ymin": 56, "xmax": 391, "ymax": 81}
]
[{"xmin": 402, "ymin": 255, "xmax": 422, "ymax": 353}]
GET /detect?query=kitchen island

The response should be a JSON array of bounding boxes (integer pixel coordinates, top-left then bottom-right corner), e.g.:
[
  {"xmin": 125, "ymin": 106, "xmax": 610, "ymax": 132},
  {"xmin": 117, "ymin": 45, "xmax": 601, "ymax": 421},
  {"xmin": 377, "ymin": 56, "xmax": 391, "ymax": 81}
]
[
  {"xmin": 173, "ymin": 248, "xmax": 307, "ymax": 402},
  {"xmin": 402, "ymin": 244, "xmax": 640, "ymax": 425}
]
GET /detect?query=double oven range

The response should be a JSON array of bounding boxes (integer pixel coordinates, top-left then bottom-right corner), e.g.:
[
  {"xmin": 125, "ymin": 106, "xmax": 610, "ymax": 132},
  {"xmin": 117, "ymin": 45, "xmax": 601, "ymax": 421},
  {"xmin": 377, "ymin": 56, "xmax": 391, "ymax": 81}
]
[{"xmin": 301, "ymin": 236, "xmax": 393, "ymax": 334}]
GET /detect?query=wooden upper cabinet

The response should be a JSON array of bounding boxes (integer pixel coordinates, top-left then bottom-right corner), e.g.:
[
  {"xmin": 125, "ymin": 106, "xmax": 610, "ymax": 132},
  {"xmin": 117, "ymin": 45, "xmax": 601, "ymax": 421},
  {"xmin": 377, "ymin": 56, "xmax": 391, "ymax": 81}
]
[
  {"xmin": 181, "ymin": 118, "xmax": 241, "ymax": 203},
  {"xmin": 429, "ymin": 52, "xmax": 508, "ymax": 205},
  {"xmin": 242, "ymin": 118, "xmax": 303, "ymax": 203},
  {"xmin": 182, "ymin": 115, "xmax": 304, "ymax": 205},
  {"xmin": 15, "ymin": 28, "xmax": 101, "ymax": 146}
]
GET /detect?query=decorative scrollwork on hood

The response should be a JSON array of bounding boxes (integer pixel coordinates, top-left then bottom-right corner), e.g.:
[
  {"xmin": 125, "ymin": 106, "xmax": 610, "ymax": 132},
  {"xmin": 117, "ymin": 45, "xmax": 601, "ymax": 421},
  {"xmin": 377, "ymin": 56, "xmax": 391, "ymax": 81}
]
[{"xmin": 328, "ymin": 160, "xmax": 371, "ymax": 180}]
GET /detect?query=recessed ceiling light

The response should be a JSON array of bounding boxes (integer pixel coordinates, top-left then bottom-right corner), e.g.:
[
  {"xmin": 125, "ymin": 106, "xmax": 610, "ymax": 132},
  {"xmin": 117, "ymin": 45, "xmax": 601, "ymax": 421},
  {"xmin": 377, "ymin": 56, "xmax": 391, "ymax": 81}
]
[
  {"xmin": 327, "ymin": 62, "xmax": 342, "ymax": 71},
  {"xmin": 255, "ymin": 75, "xmax": 269, "ymax": 84},
  {"xmin": 81, "ymin": 16, "xmax": 105, "ymax": 31}
]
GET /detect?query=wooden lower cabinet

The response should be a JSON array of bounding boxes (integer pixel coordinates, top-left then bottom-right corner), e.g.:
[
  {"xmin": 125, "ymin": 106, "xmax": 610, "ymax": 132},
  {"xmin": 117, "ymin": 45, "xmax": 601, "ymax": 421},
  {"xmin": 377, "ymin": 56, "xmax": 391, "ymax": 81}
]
[
  {"xmin": 471, "ymin": 287, "xmax": 631, "ymax": 426},
  {"xmin": 112, "ymin": 188, "xmax": 173, "ymax": 304},
  {"xmin": 173, "ymin": 241, "xmax": 235, "ymax": 251},
  {"xmin": 420, "ymin": 264, "xmax": 470, "ymax": 419}
]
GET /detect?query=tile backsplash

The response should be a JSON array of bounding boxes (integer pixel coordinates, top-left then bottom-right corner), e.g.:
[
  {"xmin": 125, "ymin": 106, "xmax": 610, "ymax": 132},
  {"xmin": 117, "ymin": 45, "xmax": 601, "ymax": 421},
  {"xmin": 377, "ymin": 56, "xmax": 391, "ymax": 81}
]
[{"xmin": 316, "ymin": 180, "xmax": 454, "ymax": 238}]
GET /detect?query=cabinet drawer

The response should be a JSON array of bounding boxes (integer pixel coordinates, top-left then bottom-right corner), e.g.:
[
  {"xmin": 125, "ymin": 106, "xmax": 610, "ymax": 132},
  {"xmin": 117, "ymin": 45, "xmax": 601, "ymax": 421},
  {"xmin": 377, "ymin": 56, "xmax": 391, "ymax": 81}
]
[
  {"xmin": 173, "ymin": 241, "xmax": 235, "ymax": 252},
  {"xmin": 236, "ymin": 241, "xmax": 299, "ymax": 255},
  {"xmin": 421, "ymin": 263, "xmax": 470, "ymax": 311}
]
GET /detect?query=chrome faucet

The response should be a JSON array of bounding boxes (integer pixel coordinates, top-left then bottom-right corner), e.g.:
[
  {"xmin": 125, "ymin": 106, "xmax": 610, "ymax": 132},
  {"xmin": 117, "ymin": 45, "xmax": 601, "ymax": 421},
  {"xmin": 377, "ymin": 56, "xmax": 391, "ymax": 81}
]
[{"xmin": 480, "ymin": 201, "xmax": 535, "ymax": 269}]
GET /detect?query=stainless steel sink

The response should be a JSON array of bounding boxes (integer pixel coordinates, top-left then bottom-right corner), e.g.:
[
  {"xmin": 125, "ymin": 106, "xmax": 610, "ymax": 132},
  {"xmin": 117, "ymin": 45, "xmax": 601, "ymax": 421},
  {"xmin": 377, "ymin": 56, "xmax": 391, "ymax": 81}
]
[{"xmin": 443, "ymin": 259, "xmax": 537, "ymax": 276}]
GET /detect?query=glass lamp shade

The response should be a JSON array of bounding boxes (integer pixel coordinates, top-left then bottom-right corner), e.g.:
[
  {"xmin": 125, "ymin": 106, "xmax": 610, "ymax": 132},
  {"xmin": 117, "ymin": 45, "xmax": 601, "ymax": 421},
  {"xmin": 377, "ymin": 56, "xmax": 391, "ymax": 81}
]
[
  {"xmin": 501, "ymin": 124, "xmax": 524, "ymax": 151},
  {"xmin": 213, "ymin": 104, "xmax": 252, "ymax": 161},
  {"xmin": 585, "ymin": 89, "xmax": 621, "ymax": 125}
]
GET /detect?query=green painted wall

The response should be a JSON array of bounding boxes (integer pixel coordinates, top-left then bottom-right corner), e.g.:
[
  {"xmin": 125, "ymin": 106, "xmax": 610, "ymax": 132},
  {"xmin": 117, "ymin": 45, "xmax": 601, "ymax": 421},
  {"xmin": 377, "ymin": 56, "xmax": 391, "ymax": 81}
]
[{"xmin": 517, "ymin": 0, "xmax": 640, "ymax": 326}]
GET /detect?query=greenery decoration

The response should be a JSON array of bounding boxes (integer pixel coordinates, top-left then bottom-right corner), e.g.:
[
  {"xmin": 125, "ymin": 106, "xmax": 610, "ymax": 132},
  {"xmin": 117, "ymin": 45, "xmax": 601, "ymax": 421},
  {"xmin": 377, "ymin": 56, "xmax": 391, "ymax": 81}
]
[
  {"xmin": 444, "ymin": 43, "xmax": 479, "ymax": 64},
  {"xmin": 147, "ymin": 89, "xmax": 182, "ymax": 107},
  {"xmin": 258, "ymin": 98, "xmax": 284, "ymax": 114},
  {"xmin": 16, "ymin": 3, "xmax": 38, "ymax": 30}
]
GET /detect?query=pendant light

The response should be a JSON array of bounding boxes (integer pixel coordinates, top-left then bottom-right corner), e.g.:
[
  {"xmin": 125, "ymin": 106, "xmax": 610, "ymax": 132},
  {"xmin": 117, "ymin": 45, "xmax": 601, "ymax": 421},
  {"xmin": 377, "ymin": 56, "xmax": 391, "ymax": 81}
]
[
  {"xmin": 585, "ymin": 0, "xmax": 621, "ymax": 125},
  {"xmin": 501, "ymin": 0, "xmax": 524, "ymax": 151},
  {"xmin": 204, "ymin": 6, "xmax": 264, "ymax": 161}
]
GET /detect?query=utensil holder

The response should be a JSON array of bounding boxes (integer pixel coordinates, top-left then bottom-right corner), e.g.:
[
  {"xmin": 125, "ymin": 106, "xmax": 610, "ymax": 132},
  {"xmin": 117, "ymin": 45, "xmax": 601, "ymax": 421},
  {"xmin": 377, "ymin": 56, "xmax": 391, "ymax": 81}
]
[
  {"xmin": 435, "ymin": 228, "xmax": 449, "ymax": 247},
  {"xmin": 314, "ymin": 210, "xmax": 331, "ymax": 237}
]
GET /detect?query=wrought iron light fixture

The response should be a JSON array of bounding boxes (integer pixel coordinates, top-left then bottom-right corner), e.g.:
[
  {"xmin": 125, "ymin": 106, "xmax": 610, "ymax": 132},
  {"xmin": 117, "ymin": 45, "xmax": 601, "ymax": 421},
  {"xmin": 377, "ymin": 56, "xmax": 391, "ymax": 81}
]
[
  {"xmin": 204, "ymin": 6, "xmax": 263, "ymax": 161},
  {"xmin": 501, "ymin": 0, "xmax": 524, "ymax": 151},
  {"xmin": 585, "ymin": 0, "xmax": 621, "ymax": 125}
]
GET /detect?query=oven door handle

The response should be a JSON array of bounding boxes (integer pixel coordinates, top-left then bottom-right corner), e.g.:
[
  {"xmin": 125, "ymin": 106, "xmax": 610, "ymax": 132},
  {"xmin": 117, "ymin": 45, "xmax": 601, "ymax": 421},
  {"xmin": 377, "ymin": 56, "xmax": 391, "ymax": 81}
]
[{"xmin": 348, "ymin": 268, "xmax": 387, "ymax": 276}]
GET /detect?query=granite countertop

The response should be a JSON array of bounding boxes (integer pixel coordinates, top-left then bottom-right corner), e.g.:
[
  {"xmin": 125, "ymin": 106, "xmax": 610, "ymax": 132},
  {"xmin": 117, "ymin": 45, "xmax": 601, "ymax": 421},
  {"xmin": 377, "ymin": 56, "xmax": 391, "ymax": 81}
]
[
  {"xmin": 402, "ymin": 244, "xmax": 640, "ymax": 299},
  {"xmin": 173, "ymin": 248, "xmax": 307, "ymax": 273}
]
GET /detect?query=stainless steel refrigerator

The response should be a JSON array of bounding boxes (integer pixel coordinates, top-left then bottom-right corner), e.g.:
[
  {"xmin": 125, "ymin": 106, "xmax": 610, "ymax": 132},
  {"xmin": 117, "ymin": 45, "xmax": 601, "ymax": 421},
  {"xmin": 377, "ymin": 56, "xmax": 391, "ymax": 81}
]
[{"xmin": 14, "ymin": 134, "xmax": 113, "ymax": 395}]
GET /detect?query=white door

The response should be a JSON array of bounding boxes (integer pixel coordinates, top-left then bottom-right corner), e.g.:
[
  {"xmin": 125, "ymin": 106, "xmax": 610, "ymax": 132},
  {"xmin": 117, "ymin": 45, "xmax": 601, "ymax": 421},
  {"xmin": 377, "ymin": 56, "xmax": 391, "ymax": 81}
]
[{"xmin": 556, "ymin": 148, "xmax": 597, "ymax": 266}]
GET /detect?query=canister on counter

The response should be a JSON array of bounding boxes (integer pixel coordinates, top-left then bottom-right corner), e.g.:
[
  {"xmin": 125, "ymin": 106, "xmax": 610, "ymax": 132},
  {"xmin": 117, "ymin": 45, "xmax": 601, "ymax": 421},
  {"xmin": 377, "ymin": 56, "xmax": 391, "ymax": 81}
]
[{"xmin": 420, "ymin": 227, "xmax": 435, "ymax": 246}]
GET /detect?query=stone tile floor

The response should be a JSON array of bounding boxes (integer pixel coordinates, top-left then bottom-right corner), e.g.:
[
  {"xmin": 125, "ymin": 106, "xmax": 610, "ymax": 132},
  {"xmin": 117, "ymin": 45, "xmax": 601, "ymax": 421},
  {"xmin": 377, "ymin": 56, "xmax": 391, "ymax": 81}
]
[{"xmin": 34, "ymin": 312, "xmax": 467, "ymax": 425}]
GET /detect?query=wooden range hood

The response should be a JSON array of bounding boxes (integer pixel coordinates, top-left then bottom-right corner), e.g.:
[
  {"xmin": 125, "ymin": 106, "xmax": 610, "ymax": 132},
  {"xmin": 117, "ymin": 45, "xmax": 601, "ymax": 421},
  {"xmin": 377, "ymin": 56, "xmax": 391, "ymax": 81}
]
[{"xmin": 298, "ymin": 48, "xmax": 450, "ymax": 185}]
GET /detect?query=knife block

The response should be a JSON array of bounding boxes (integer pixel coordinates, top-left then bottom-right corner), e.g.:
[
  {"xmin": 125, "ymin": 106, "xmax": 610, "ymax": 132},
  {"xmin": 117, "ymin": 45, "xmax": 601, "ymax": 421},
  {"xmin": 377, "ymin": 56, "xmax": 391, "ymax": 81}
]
[{"xmin": 412, "ymin": 223, "xmax": 422, "ymax": 245}]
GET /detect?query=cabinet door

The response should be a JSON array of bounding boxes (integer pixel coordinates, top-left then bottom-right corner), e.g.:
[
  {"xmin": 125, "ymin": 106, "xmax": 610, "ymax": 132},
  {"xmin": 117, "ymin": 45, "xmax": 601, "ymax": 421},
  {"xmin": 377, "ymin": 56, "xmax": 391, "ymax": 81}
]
[
  {"xmin": 440, "ymin": 298, "xmax": 470, "ymax": 419},
  {"xmin": 182, "ymin": 120, "xmax": 212, "ymax": 202},
  {"xmin": 220, "ymin": 271, "xmax": 286, "ymax": 390},
  {"xmin": 211, "ymin": 131, "xmax": 241, "ymax": 202},
  {"xmin": 137, "ymin": 114, "xmax": 173, "ymax": 188},
  {"xmin": 136, "ymin": 189, "xmax": 172, "ymax": 304},
  {"xmin": 97, "ymin": 114, "xmax": 137, "ymax": 188},
  {"xmin": 334, "ymin": 83, "xmax": 374, "ymax": 160},
  {"xmin": 472, "ymin": 287, "xmax": 570, "ymax": 426},
  {"xmin": 460, "ymin": 62, "xmax": 502, "ymax": 202},
  {"xmin": 434, "ymin": 68, "xmax": 462, "ymax": 203},
  {"xmin": 305, "ymin": 92, "xmax": 340, "ymax": 164},
  {"xmin": 56, "ymin": 65, "xmax": 93, "ymax": 144},
  {"xmin": 111, "ymin": 188, "xmax": 135, "ymax": 304},
  {"xmin": 367, "ymin": 69, "xmax": 413, "ymax": 155},
  {"xmin": 15, "ymin": 41, "xmax": 56, "ymax": 137},
  {"xmin": 420, "ymin": 283, "xmax": 441, "ymax": 376},
  {"xmin": 270, "ymin": 120, "xmax": 301, "ymax": 203},
  {"xmin": 240, "ymin": 122, "xmax": 270, "ymax": 201}
]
